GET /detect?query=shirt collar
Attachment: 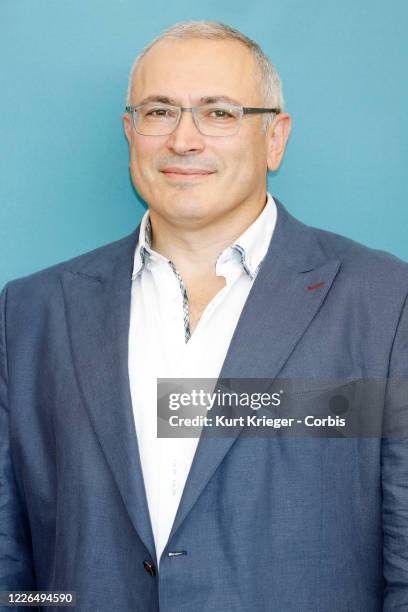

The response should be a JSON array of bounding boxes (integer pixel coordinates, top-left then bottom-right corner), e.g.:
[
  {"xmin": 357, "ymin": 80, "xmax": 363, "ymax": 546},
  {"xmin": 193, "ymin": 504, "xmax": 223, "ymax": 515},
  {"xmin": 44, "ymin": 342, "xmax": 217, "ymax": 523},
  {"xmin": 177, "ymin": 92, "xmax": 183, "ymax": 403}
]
[
  {"xmin": 219, "ymin": 192, "xmax": 276, "ymax": 279},
  {"xmin": 131, "ymin": 192, "xmax": 277, "ymax": 280},
  {"xmin": 131, "ymin": 210, "xmax": 155, "ymax": 279}
]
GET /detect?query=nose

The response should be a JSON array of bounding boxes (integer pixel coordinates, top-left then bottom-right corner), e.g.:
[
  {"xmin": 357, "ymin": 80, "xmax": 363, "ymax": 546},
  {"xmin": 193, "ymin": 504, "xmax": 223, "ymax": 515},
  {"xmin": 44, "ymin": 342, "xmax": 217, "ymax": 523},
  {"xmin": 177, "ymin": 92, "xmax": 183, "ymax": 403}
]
[{"xmin": 166, "ymin": 109, "xmax": 206, "ymax": 155}]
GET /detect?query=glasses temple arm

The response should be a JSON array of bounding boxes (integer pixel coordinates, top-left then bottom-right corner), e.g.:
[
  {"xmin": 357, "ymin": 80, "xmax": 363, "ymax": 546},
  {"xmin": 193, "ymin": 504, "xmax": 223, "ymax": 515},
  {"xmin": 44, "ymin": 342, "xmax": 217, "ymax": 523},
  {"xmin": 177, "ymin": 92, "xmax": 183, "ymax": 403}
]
[{"xmin": 242, "ymin": 108, "xmax": 281, "ymax": 115}]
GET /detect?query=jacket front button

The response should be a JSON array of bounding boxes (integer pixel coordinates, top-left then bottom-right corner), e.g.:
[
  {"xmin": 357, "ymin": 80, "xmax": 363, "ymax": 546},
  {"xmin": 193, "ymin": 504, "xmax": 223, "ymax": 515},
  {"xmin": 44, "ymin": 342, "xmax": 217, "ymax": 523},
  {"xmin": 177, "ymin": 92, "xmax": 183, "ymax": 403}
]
[{"xmin": 143, "ymin": 560, "xmax": 156, "ymax": 576}]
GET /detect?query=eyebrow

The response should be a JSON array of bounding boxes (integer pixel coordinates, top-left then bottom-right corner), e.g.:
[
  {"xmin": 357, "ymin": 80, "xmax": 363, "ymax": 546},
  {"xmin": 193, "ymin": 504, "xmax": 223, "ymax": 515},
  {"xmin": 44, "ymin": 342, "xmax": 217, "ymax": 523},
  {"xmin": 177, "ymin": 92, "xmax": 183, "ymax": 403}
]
[{"xmin": 136, "ymin": 94, "xmax": 243, "ymax": 106}]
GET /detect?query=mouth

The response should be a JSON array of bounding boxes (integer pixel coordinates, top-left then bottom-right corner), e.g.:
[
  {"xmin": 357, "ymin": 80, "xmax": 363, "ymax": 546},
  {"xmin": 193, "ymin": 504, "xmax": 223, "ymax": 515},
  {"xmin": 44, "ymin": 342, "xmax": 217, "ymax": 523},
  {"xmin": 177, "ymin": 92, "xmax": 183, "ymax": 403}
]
[{"xmin": 160, "ymin": 167, "xmax": 216, "ymax": 180}]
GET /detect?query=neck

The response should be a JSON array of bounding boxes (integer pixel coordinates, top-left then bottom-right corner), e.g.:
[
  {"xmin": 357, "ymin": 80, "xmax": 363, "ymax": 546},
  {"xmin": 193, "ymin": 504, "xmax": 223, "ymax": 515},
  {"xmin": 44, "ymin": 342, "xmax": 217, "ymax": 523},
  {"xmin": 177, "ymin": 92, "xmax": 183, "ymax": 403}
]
[{"xmin": 148, "ymin": 192, "xmax": 268, "ymax": 278}]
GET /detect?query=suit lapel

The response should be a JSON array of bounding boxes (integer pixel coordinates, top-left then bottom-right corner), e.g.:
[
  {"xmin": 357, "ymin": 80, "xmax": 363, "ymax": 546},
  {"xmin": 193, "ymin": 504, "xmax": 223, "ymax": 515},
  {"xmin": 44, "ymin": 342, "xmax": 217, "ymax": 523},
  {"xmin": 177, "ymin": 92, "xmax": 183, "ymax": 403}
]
[
  {"xmin": 60, "ymin": 199, "xmax": 342, "ymax": 562},
  {"xmin": 169, "ymin": 199, "xmax": 341, "ymax": 542},
  {"xmin": 60, "ymin": 228, "xmax": 158, "ymax": 564}
]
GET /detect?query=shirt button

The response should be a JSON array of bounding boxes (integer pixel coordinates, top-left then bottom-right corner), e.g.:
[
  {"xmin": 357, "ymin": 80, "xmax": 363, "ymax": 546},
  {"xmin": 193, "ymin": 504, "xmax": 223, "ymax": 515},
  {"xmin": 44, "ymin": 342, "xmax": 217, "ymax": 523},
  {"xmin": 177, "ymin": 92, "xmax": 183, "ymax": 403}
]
[{"xmin": 143, "ymin": 560, "xmax": 156, "ymax": 576}]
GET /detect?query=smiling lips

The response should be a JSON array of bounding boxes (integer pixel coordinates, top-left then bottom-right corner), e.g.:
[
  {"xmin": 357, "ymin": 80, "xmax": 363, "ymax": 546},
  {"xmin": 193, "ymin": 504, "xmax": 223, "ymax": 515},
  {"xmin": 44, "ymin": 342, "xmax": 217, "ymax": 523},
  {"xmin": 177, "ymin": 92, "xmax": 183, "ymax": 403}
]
[{"xmin": 161, "ymin": 166, "xmax": 215, "ymax": 179}]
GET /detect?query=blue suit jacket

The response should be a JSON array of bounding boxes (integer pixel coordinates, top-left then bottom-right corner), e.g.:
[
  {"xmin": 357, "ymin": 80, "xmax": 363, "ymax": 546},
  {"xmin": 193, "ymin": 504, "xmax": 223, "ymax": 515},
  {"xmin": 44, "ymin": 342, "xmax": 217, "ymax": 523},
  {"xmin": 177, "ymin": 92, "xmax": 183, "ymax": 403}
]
[{"xmin": 1, "ymin": 198, "xmax": 408, "ymax": 611}]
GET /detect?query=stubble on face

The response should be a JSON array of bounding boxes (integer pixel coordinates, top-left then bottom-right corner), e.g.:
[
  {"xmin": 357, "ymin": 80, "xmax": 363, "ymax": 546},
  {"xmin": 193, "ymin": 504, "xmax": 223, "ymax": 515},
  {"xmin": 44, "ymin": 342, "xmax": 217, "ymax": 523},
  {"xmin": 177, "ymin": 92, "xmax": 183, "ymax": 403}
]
[{"xmin": 125, "ymin": 38, "xmax": 270, "ymax": 231}]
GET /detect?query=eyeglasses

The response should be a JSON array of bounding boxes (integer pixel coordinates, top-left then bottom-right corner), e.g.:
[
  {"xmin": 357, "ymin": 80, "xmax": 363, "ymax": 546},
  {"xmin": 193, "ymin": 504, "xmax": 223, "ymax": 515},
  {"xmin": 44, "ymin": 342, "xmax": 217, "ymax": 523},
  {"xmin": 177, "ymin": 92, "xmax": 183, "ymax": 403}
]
[{"xmin": 125, "ymin": 102, "xmax": 281, "ymax": 137}]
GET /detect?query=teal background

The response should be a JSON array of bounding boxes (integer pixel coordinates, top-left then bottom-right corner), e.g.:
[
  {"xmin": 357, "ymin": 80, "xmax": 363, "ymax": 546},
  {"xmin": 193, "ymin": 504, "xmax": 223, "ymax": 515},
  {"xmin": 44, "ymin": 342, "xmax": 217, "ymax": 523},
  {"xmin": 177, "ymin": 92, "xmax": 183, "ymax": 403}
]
[{"xmin": 1, "ymin": 1, "xmax": 407, "ymax": 286}]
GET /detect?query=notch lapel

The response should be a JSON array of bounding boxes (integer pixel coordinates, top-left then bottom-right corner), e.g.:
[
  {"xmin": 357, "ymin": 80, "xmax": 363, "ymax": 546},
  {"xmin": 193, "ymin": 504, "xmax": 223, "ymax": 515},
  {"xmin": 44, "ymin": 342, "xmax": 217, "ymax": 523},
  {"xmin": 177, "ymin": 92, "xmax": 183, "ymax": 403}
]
[{"xmin": 168, "ymin": 199, "xmax": 342, "ymax": 543}]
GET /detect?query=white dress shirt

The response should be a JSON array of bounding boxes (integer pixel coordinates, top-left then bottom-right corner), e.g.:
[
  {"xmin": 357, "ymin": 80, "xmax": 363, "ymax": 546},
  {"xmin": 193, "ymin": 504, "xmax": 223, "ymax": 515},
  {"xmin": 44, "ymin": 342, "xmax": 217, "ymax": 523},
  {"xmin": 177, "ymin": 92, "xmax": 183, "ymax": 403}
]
[{"xmin": 128, "ymin": 193, "xmax": 277, "ymax": 566}]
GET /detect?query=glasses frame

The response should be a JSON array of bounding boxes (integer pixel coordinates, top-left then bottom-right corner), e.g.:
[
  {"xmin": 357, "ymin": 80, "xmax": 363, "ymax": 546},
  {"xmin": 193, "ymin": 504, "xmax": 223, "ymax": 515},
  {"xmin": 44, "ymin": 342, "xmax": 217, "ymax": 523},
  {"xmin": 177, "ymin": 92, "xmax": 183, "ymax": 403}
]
[{"xmin": 124, "ymin": 102, "xmax": 281, "ymax": 137}]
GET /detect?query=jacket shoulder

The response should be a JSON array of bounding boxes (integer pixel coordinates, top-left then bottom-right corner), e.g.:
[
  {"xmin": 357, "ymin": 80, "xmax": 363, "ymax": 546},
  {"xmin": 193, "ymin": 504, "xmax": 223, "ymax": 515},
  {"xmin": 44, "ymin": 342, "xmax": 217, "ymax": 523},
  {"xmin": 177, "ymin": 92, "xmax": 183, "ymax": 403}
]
[
  {"xmin": 302, "ymin": 224, "xmax": 408, "ymax": 321},
  {"xmin": 2, "ymin": 228, "xmax": 138, "ymax": 300},
  {"xmin": 312, "ymin": 224, "xmax": 408, "ymax": 280}
]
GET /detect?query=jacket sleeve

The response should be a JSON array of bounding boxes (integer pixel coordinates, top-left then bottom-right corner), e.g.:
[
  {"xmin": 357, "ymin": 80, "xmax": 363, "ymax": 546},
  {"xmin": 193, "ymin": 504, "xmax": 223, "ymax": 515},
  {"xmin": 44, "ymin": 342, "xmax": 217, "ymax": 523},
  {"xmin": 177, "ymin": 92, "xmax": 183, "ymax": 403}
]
[
  {"xmin": 0, "ymin": 283, "xmax": 38, "ymax": 608},
  {"xmin": 382, "ymin": 291, "xmax": 408, "ymax": 610}
]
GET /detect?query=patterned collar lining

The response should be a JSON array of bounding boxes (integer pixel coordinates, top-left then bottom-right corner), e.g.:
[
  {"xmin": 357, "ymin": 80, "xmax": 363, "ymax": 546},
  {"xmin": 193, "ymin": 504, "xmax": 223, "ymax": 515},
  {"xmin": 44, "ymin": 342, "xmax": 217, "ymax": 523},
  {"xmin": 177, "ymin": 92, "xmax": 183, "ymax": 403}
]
[
  {"xmin": 133, "ymin": 217, "xmax": 258, "ymax": 281},
  {"xmin": 131, "ymin": 195, "xmax": 276, "ymax": 342}
]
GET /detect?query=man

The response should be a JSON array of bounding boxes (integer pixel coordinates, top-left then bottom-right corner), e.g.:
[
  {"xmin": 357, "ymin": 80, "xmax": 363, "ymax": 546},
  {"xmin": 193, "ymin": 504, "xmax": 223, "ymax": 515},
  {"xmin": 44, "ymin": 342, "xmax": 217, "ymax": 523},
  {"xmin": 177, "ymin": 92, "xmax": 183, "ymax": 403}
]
[{"xmin": 1, "ymin": 20, "xmax": 408, "ymax": 612}]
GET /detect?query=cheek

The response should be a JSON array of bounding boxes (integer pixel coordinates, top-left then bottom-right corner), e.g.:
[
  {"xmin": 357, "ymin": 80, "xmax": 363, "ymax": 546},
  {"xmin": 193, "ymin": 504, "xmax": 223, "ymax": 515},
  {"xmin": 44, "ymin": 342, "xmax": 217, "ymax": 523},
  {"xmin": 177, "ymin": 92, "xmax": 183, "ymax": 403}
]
[
  {"xmin": 224, "ymin": 139, "xmax": 266, "ymax": 182},
  {"xmin": 130, "ymin": 142, "xmax": 155, "ymax": 180}
]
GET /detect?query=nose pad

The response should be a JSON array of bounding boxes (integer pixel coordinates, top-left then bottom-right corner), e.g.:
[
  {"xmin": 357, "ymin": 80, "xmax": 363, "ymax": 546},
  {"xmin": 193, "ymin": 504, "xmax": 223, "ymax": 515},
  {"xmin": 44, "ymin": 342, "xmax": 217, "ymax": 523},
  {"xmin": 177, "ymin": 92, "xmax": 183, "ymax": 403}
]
[
  {"xmin": 166, "ymin": 108, "xmax": 205, "ymax": 152},
  {"xmin": 174, "ymin": 109, "xmax": 201, "ymax": 134}
]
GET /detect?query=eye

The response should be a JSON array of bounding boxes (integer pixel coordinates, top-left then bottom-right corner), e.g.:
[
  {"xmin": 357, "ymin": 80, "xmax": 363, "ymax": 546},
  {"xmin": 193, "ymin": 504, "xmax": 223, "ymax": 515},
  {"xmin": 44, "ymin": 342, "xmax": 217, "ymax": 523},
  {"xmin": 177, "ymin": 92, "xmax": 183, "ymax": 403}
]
[
  {"xmin": 146, "ymin": 108, "xmax": 171, "ymax": 117},
  {"xmin": 141, "ymin": 105, "xmax": 178, "ymax": 119},
  {"xmin": 209, "ymin": 108, "xmax": 234, "ymax": 119}
]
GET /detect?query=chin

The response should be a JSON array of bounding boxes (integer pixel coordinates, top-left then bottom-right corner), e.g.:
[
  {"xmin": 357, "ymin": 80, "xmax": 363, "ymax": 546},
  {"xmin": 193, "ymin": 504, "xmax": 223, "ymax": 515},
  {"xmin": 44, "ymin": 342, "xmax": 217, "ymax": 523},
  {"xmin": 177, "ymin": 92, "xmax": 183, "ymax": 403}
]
[
  {"xmin": 160, "ymin": 196, "xmax": 215, "ymax": 226},
  {"xmin": 168, "ymin": 205, "xmax": 210, "ymax": 224}
]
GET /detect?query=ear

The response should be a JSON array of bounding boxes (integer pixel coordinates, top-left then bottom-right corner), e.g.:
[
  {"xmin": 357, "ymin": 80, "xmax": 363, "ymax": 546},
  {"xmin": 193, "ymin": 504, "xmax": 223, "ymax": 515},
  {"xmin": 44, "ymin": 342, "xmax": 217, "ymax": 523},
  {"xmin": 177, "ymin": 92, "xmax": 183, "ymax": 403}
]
[
  {"xmin": 122, "ymin": 112, "xmax": 132, "ymax": 144},
  {"xmin": 266, "ymin": 113, "xmax": 291, "ymax": 172}
]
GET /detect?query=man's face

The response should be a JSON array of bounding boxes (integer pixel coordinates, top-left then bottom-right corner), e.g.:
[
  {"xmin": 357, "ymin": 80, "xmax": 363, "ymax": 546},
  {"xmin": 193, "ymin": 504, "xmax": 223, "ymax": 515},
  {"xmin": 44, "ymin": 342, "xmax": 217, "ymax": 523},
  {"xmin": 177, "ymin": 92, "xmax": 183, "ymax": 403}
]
[{"xmin": 123, "ymin": 38, "xmax": 290, "ymax": 229}]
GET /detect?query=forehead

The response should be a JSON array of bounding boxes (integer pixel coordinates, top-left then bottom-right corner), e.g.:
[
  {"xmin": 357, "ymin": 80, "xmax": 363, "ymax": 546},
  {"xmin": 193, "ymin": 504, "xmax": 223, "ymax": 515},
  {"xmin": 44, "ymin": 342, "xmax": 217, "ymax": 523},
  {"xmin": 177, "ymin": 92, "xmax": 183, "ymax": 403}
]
[{"xmin": 131, "ymin": 38, "xmax": 261, "ymax": 104}]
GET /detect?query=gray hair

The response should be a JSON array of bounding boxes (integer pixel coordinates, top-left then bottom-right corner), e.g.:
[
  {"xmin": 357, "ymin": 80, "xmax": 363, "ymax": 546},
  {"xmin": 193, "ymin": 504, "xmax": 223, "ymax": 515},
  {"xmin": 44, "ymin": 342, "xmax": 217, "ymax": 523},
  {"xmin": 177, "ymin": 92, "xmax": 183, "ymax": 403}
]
[{"xmin": 125, "ymin": 20, "xmax": 284, "ymax": 131}]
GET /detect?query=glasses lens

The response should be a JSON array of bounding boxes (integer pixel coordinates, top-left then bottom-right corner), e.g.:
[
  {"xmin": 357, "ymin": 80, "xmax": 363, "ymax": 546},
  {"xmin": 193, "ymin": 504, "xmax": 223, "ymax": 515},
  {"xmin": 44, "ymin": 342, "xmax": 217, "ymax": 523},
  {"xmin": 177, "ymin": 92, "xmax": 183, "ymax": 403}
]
[
  {"xmin": 134, "ymin": 103, "xmax": 179, "ymax": 135},
  {"xmin": 195, "ymin": 104, "xmax": 241, "ymax": 136}
]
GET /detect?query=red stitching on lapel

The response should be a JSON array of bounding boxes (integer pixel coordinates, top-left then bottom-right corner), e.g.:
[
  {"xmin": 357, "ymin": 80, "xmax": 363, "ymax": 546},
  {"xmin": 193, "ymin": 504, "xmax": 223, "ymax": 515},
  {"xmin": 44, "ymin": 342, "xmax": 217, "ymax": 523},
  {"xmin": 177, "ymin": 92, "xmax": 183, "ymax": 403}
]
[{"xmin": 307, "ymin": 281, "xmax": 325, "ymax": 291}]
